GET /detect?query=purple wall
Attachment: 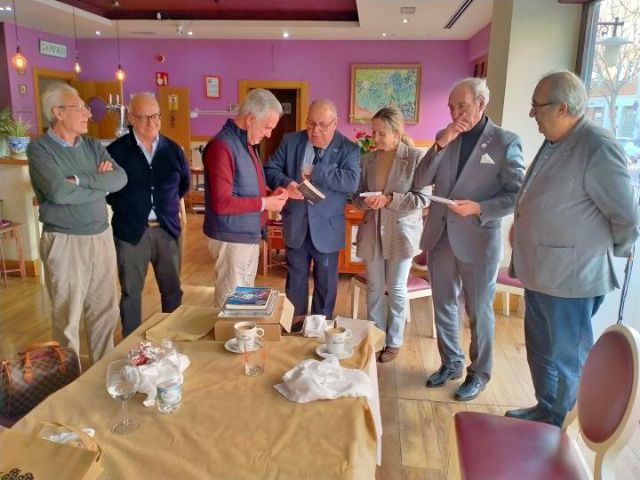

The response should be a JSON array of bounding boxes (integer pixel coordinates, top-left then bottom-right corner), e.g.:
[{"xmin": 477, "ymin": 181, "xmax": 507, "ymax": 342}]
[
  {"xmin": 2, "ymin": 22, "xmax": 486, "ymax": 140},
  {"xmin": 468, "ymin": 23, "xmax": 491, "ymax": 61},
  {"xmin": 2, "ymin": 23, "xmax": 75, "ymax": 132}
]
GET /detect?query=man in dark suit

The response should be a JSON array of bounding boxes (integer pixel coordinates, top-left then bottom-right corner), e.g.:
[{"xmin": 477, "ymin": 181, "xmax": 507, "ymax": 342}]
[
  {"xmin": 415, "ymin": 78, "xmax": 525, "ymax": 401},
  {"xmin": 506, "ymin": 71, "xmax": 639, "ymax": 426},
  {"xmin": 107, "ymin": 92, "xmax": 190, "ymax": 337},
  {"xmin": 265, "ymin": 99, "xmax": 360, "ymax": 327}
]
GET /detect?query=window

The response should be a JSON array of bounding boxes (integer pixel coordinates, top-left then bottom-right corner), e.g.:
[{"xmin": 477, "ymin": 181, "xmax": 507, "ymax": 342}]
[{"xmin": 620, "ymin": 105, "xmax": 638, "ymax": 138}]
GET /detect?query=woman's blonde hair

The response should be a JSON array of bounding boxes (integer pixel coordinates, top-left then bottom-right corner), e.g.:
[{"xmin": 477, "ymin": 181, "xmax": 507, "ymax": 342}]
[{"xmin": 372, "ymin": 106, "xmax": 414, "ymax": 147}]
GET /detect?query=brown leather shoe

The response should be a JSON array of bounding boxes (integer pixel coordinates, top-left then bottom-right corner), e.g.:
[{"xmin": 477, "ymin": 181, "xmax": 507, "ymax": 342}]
[{"xmin": 378, "ymin": 347, "xmax": 400, "ymax": 363}]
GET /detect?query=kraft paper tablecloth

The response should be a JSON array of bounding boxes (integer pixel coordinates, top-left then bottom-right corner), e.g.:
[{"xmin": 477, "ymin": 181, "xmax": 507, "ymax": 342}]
[{"xmin": 11, "ymin": 310, "xmax": 381, "ymax": 480}]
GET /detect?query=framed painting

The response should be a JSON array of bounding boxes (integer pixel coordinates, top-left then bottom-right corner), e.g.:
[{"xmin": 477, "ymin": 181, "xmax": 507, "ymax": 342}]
[
  {"xmin": 349, "ymin": 64, "xmax": 422, "ymax": 124},
  {"xmin": 205, "ymin": 75, "xmax": 221, "ymax": 98}
]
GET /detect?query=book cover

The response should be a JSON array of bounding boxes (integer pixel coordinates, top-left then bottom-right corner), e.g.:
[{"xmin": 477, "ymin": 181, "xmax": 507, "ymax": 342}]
[
  {"xmin": 225, "ymin": 287, "xmax": 274, "ymax": 309},
  {"xmin": 297, "ymin": 180, "xmax": 326, "ymax": 205},
  {"xmin": 221, "ymin": 290, "xmax": 278, "ymax": 317}
]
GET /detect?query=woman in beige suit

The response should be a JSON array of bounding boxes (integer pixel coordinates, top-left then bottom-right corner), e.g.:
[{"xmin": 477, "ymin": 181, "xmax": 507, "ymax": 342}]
[{"xmin": 355, "ymin": 107, "xmax": 430, "ymax": 362}]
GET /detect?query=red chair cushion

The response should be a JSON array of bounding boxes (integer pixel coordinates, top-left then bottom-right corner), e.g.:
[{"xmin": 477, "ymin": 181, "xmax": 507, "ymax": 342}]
[
  {"xmin": 454, "ymin": 412, "xmax": 588, "ymax": 480},
  {"xmin": 354, "ymin": 273, "xmax": 431, "ymax": 292},
  {"xmin": 497, "ymin": 267, "xmax": 523, "ymax": 288}
]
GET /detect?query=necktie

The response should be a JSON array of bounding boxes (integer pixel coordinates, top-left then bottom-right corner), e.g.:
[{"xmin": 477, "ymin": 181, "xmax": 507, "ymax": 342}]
[{"xmin": 312, "ymin": 146, "xmax": 322, "ymax": 165}]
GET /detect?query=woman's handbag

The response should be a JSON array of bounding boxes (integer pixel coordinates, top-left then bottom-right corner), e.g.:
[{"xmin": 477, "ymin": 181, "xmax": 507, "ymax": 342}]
[{"xmin": 0, "ymin": 341, "xmax": 80, "ymax": 416}]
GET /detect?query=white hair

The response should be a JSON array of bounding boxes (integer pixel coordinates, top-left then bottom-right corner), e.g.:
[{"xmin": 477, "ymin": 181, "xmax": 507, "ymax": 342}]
[
  {"xmin": 42, "ymin": 83, "xmax": 79, "ymax": 124},
  {"xmin": 452, "ymin": 77, "xmax": 490, "ymax": 104},
  {"xmin": 239, "ymin": 88, "xmax": 283, "ymax": 120},
  {"xmin": 539, "ymin": 70, "xmax": 587, "ymax": 117},
  {"xmin": 128, "ymin": 92, "xmax": 158, "ymax": 111}
]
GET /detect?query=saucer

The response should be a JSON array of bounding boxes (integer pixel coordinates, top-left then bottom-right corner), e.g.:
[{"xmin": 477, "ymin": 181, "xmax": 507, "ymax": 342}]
[
  {"xmin": 315, "ymin": 344, "xmax": 353, "ymax": 360},
  {"xmin": 224, "ymin": 338, "xmax": 258, "ymax": 354}
]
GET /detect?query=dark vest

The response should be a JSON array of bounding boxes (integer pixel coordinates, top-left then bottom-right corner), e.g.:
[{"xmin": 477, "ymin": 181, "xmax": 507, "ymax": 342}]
[{"xmin": 203, "ymin": 119, "xmax": 263, "ymax": 244}]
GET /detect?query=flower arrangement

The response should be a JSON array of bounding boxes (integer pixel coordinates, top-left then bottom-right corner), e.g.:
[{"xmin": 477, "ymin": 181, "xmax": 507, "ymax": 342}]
[{"xmin": 354, "ymin": 130, "xmax": 375, "ymax": 155}]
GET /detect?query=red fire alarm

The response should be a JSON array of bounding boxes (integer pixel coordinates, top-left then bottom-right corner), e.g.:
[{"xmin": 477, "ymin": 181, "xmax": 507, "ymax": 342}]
[{"xmin": 156, "ymin": 72, "xmax": 169, "ymax": 86}]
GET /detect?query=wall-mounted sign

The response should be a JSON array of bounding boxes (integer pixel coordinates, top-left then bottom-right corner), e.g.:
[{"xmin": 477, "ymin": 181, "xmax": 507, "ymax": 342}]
[
  {"xmin": 39, "ymin": 40, "xmax": 67, "ymax": 58},
  {"xmin": 156, "ymin": 72, "xmax": 169, "ymax": 86}
]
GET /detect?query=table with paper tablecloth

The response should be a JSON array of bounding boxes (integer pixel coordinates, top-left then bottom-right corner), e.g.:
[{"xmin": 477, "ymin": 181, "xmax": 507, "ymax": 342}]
[{"xmin": 10, "ymin": 309, "xmax": 384, "ymax": 480}]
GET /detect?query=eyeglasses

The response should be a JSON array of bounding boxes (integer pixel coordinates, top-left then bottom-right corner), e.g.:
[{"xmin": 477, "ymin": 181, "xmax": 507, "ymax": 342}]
[
  {"xmin": 530, "ymin": 101, "xmax": 557, "ymax": 112},
  {"xmin": 306, "ymin": 118, "xmax": 336, "ymax": 132},
  {"xmin": 57, "ymin": 104, "xmax": 91, "ymax": 113},
  {"xmin": 130, "ymin": 113, "xmax": 161, "ymax": 122}
]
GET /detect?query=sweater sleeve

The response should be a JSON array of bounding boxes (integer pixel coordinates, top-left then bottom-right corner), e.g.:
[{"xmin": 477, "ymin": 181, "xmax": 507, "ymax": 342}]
[
  {"xmin": 75, "ymin": 140, "xmax": 127, "ymax": 193},
  {"xmin": 204, "ymin": 139, "xmax": 262, "ymax": 214}
]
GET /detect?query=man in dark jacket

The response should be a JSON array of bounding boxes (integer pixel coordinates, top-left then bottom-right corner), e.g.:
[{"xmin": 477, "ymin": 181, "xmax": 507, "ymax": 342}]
[
  {"xmin": 107, "ymin": 92, "xmax": 190, "ymax": 337},
  {"xmin": 203, "ymin": 88, "xmax": 288, "ymax": 308}
]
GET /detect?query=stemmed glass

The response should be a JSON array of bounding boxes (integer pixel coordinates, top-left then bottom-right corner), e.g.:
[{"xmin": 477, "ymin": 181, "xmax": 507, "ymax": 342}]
[{"xmin": 106, "ymin": 359, "xmax": 141, "ymax": 435}]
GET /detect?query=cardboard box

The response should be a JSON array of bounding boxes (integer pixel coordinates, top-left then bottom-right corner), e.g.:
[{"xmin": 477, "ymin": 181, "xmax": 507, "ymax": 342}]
[{"xmin": 214, "ymin": 294, "xmax": 294, "ymax": 341}]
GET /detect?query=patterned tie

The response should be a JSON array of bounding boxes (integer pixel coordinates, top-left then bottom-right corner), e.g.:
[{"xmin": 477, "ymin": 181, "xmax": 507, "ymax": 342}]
[{"xmin": 312, "ymin": 146, "xmax": 322, "ymax": 165}]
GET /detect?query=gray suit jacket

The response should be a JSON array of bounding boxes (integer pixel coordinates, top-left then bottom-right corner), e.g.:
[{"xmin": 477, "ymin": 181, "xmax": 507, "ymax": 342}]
[
  {"xmin": 415, "ymin": 118, "xmax": 525, "ymax": 264},
  {"xmin": 510, "ymin": 117, "xmax": 640, "ymax": 298},
  {"xmin": 354, "ymin": 143, "xmax": 430, "ymax": 261}
]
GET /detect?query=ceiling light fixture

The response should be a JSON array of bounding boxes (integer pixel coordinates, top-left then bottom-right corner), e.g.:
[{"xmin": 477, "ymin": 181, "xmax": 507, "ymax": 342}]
[
  {"xmin": 72, "ymin": 4, "xmax": 81, "ymax": 74},
  {"xmin": 95, "ymin": 30, "xmax": 101, "ymax": 36},
  {"xmin": 187, "ymin": 31, "xmax": 193, "ymax": 36},
  {"xmin": 382, "ymin": 32, "xmax": 387, "ymax": 37},
  {"xmin": 282, "ymin": 31, "xmax": 290, "ymax": 38},
  {"xmin": 10, "ymin": 0, "xmax": 27, "ymax": 74},
  {"xmin": 115, "ymin": 20, "xmax": 126, "ymax": 81},
  {"xmin": 402, "ymin": 18, "xmax": 409, "ymax": 24}
]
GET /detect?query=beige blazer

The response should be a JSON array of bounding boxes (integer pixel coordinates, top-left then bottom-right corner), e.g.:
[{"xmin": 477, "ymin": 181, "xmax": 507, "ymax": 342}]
[{"xmin": 354, "ymin": 143, "xmax": 430, "ymax": 261}]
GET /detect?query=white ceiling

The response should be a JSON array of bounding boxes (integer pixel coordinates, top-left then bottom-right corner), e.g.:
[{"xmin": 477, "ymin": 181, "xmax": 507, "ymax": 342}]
[{"xmin": 1, "ymin": 0, "xmax": 493, "ymax": 41}]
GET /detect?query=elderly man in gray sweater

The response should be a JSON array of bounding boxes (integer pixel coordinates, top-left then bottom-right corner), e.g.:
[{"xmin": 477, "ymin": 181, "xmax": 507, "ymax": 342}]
[{"xmin": 27, "ymin": 83, "xmax": 127, "ymax": 364}]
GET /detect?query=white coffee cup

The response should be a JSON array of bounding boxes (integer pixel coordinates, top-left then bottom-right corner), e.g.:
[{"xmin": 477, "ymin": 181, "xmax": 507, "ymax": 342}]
[
  {"xmin": 234, "ymin": 321, "xmax": 265, "ymax": 351},
  {"xmin": 324, "ymin": 326, "xmax": 352, "ymax": 355}
]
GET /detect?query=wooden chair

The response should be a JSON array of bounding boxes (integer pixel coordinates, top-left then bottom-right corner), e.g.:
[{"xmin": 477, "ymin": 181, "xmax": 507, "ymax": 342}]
[
  {"xmin": 495, "ymin": 224, "xmax": 524, "ymax": 316},
  {"xmin": 448, "ymin": 323, "xmax": 640, "ymax": 480},
  {"xmin": 259, "ymin": 219, "xmax": 286, "ymax": 276},
  {"xmin": 350, "ymin": 271, "xmax": 436, "ymax": 338}
]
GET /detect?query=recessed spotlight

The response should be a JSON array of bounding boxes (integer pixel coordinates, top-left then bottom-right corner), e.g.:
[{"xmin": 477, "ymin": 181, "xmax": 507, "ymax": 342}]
[
  {"xmin": 402, "ymin": 18, "xmax": 409, "ymax": 24},
  {"xmin": 95, "ymin": 30, "xmax": 102, "ymax": 36},
  {"xmin": 382, "ymin": 32, "xmax": 387, "ymax": 37},
  {"xmin": 187, "ymin": 31, "xmax": 193, "ymax": 36},
  {"xmin": 282, "ymin": 31, "xmax": 290, "ymax": 38}
]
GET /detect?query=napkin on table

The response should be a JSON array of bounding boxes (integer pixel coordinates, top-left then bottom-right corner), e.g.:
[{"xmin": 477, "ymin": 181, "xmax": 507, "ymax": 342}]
[
  {"xmin": 137, "ymin": 354, "xmax": 191, "ymax": 407},
  {"xmin": 273, "ymin": 357, "xmax": 372, "ymax": 403}
]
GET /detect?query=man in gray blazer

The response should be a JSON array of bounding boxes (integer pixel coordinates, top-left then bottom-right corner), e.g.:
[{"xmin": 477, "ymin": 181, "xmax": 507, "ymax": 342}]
[
  {"xmin": 506, "ymin": 71, "xmax": 639, "ymax": 426},
  {"xmin": 416, "ymin": 78, "xmax": 525, "ymax": 401}
]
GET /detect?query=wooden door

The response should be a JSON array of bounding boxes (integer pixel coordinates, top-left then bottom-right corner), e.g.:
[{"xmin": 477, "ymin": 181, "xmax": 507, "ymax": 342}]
[
  {"xmin": 260, "ymin": 88, "xmax": 298, "ymax": 161},
  {"xmin": 74, "ymin": 80, "xmax": 122, "ymax": 139},
  {"xmin": 157, "ymin": 86, "xmax": 191, "ymax": 161}
]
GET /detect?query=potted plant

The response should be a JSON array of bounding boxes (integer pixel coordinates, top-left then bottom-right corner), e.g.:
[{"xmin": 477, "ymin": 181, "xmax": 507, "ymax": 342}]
[
  {"xmin": 5, "ymin": 114, "xmax": 32, "ymax": 159},
  {"xmin": 0, "ymin": 107, "xmax": 12, "ymax": 157}
]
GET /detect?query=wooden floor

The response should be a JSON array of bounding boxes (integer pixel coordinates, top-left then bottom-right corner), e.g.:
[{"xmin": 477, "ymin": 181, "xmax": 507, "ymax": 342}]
[{"xmin": 1, "ymin": 213, "xmax": 639, "ymax": 479}]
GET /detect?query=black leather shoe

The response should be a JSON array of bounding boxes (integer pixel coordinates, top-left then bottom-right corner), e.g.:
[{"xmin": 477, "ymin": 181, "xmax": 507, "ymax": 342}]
[
  {"xmin": 425, "ymin": 364, "xmax": 463, "ymax": 388},
  {"xmin": 505, "ymin": 405, "xmax": 550, "ymax": 421},
  {"xmin": 455, "ymin": 375, "xmax": 485, "ymax": 401}
]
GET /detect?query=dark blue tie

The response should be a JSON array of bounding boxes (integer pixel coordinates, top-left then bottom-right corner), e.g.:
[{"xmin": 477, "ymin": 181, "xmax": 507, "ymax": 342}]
[{"xmin": 312, "ymin": 146, "xmax": 322, "ymax": 165}]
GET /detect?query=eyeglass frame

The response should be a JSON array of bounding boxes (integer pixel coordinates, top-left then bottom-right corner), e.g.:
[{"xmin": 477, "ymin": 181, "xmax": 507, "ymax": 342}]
[
  {"xmin": 56, "ymin": 104, "xmax": 92, "ymax": 113},
  {"xmin": 306, "ymin": 117, "xmax": 337, "ymax": 132},
  {"xmin": 530, "ymin": 101, "xmax": 558, "ymax": 112},
  {"xmin": 130, "ymin": 113, "xmax": 162, "ymax": 122}
]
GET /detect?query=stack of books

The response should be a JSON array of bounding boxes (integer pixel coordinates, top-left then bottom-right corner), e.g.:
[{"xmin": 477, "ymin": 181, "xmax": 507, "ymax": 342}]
[{"xmin": 220, "ymin": 287, "xmax": 278, "ymax": 317}]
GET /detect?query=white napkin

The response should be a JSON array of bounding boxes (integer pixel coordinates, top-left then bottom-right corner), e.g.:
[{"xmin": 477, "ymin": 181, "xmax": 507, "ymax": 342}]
[
  {"xmin": 303, "ymin": 315, "xmax": 331, "ymax": 338},
  {"xmin": 137, "ymin": 353, "xmax": 191, "ymax": 407},
  {"xmin": 273, "ymin": 357, "xmax": 372, "ymax": 403},
  {"xmin": 43, "ymin": 428, "xmax": 96, "ymax": 443},
  {"xmin": 480, "ymin": 153, "xmax": 495, "ymax": 164}
]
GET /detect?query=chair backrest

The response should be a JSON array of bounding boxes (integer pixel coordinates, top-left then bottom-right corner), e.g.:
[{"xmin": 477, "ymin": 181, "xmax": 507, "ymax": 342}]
[{"xmin": 577, "ymin": 324, "xmax": 640, "ymax": 467}]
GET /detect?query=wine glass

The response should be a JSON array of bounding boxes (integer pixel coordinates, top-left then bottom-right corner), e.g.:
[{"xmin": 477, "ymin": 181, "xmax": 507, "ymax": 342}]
[{"xmin": 106, "ymin": 359, "xmax": 141, "ymax": 435}]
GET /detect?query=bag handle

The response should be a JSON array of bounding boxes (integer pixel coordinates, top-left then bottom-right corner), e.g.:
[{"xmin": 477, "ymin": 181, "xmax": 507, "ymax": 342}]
[
  {"xmin": 38, "ymin": 421, "xmax": 103, "ymax": 461},
  {"xmin": 20, "ymin": 342, "xmax": 69, "ymax": 383}
]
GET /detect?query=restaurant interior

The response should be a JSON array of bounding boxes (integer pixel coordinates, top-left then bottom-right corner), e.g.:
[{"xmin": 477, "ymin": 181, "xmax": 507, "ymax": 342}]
[{"xmin": 1, "ymin": 0, "xmax": 640, "ymax": 478}]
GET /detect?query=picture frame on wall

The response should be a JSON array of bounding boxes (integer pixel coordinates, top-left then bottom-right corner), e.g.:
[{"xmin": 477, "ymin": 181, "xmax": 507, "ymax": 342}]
[
  {"xmin": 205, "ymin": 75, "xmax": 221, "ymax": 98},
  {"xmin": 349, "ymin": 64, "xmax": 422, "ymax": 124}
]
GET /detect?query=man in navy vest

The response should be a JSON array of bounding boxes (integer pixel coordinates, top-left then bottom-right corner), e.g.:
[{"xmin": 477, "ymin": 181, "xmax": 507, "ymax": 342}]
[
  {"xmin": 203, "ymin": 89, "xmax": 288, "ymax": 308},
  {"xmin": 265, "ymin": 99, "xmax": 360, "ymax": 328},
  {"xmin": 107, "ymin": 92, "xmax": 190, "ymax": 337}
]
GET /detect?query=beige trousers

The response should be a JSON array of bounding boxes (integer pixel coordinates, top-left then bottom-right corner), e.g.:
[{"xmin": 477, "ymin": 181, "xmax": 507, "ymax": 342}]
[
  {"xmin": 40, "ymin": 228, "xmax": 119, "ymax": 364},
  {"xmin": 207, "ymin": 238, "xmax": 260, "ymax": 309}
]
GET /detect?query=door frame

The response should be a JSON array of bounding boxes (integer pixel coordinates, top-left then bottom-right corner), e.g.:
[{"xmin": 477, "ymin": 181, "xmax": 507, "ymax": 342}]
[
  {"xmin": 238, "ymin": 80, "xmax": 309, "ymax": 130},
  {"xmin": 32, "ymin": 67, "xmax": 76, "ymax": 133}
]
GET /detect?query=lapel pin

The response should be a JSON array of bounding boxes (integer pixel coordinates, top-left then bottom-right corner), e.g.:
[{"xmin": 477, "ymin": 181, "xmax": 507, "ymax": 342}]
[{"xmin": 481, "ymin": 143, "xmax": 487, "ymax": 149}]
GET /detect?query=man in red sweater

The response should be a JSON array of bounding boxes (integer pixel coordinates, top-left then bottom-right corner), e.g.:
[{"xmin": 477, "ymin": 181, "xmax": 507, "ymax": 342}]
[{"xmin": 203, "ymin": 89, "xmax": 288, "ymax": 308}]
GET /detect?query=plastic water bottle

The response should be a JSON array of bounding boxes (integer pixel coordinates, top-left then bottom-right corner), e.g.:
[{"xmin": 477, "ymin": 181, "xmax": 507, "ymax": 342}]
[{"xmin": 156, "ymin": 339, "xmax": 182, "ymax": 414}]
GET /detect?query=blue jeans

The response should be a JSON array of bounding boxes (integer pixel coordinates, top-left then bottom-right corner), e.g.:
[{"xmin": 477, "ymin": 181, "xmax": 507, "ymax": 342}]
[
  {"xmin": 524, "ymin": 289, "xmax": 604, "ymax": 426},
  {"xmin": 365, "ymin": 256, "xmax": 413, "ymax": 348}
]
